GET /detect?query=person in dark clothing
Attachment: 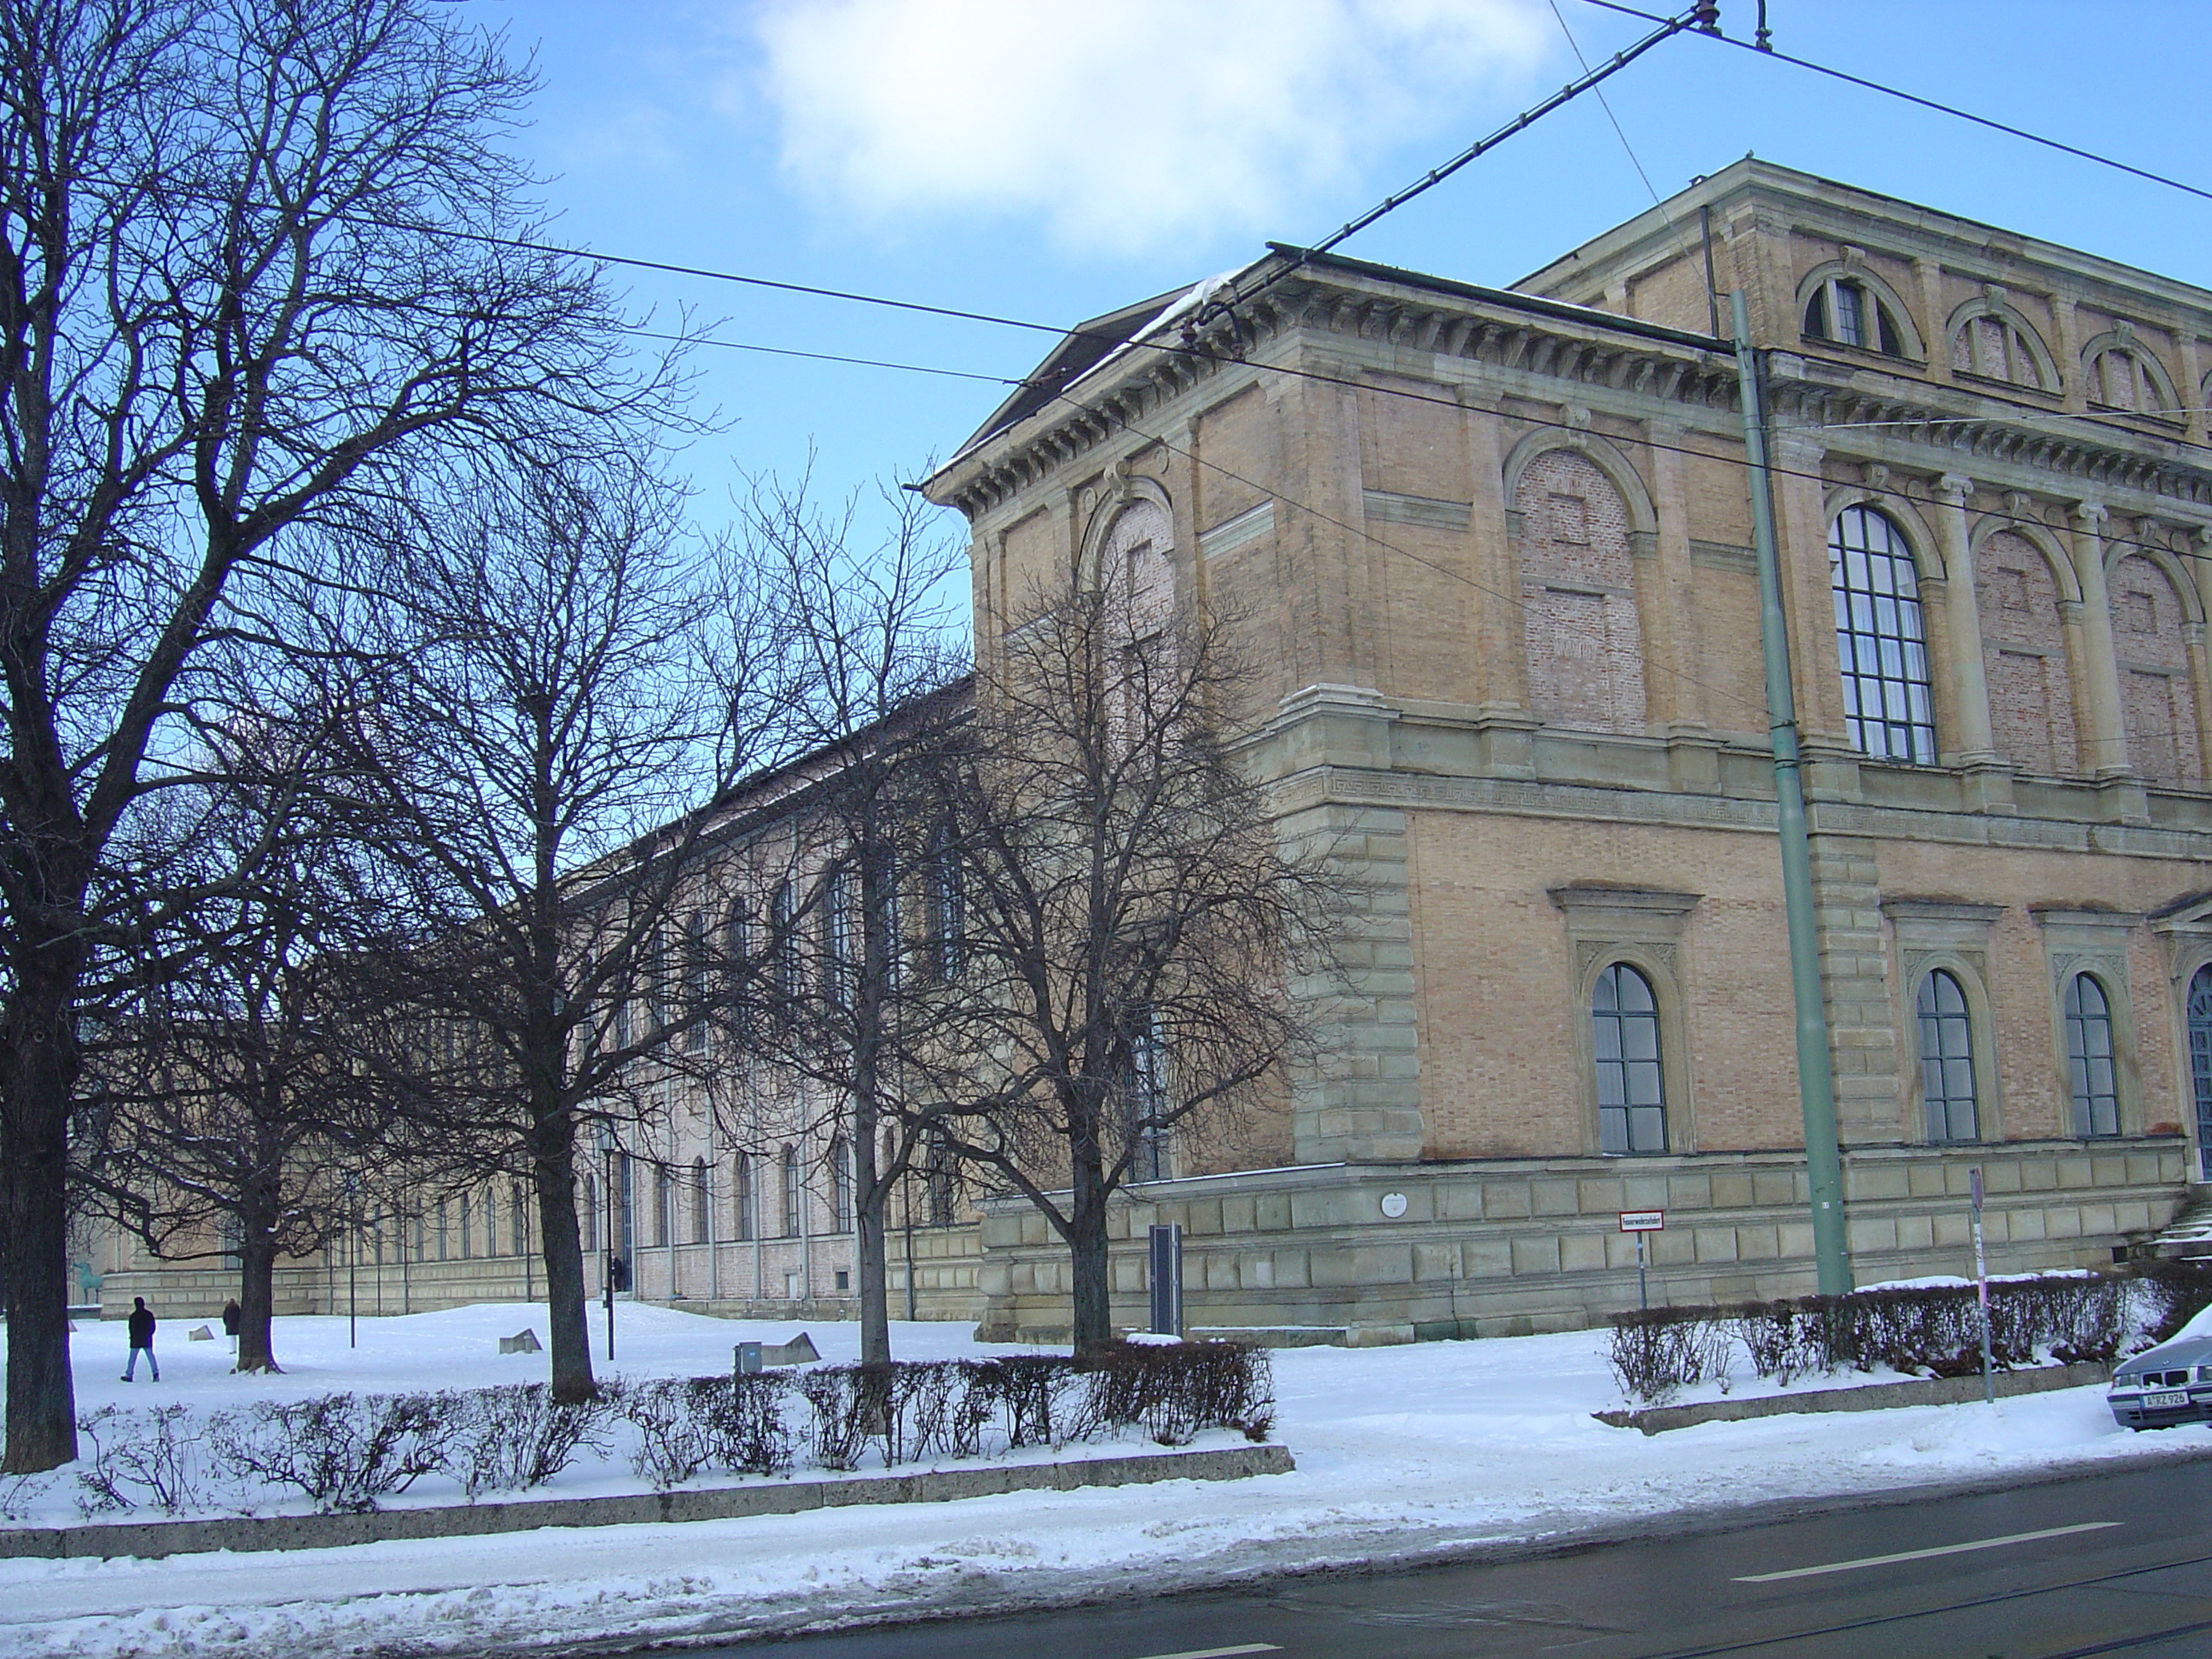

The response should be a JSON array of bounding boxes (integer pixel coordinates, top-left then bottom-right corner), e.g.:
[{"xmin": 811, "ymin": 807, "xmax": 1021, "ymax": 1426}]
[
  {"xmin": 221, "ymin": 1299, "xmax": 242, "ymax": 1352},
  {"xmin": 122, "ymin": 1296, "xmax": 159, "ymax": 1382}
]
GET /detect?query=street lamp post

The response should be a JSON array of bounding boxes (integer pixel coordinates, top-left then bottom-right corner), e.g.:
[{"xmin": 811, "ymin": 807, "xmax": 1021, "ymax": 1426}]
[{"xmin": 344, "ymin": 1173, "xmax": 360, "ymax": 1349}]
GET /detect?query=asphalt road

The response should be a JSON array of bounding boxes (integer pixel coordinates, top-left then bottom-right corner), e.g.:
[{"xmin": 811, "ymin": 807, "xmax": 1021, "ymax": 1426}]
[{"xmin": 730, "ymin": 1458, "xmax": 2212, "ymax": 1658}]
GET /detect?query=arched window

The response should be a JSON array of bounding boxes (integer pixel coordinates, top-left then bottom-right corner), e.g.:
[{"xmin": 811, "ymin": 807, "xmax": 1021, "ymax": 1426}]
[
  {"xmin": 926, "ymin": 818, "xmax": 964, "ymax": 981},
  {"xmin": 771, "ymin": 881, "xmax": 800, "ymax": 1002},
  {"xmin": 1977, "ymin": 531, "xmax": 2078, "ymax": 776},
  {"xmin": 435, "ymin": 1200, "xmax": 450, "ymax": 1261},
  {"xmin": 684, "ymin": 910, "xmax": 711, "ymax": 1053},
  {"xmin": 461, "ymin": 1192, "xmax": 476, "ymax": 1259},
  {"xmin": 1592, "ymin": 962, "xmax": 1667, "ymax": 1154},
  {"xmin": 2087, "ymin": 346, "xmax": 2168, "ymax": 414},
  {"xmin": 1804, "ymin": 276, "xmax": 1905, "ymax": 356},
  {"xmin": 2064, "ymin": 973, "xmax": 2120, "ymax": 1138},
  {"xmin": 2188, "ymin": 965, "xmax": 2212, "ymax": 1181},
  {"xmin": 2111, "ymin": 554, "xmax": 2203, "ymax": 789},
  {"xmin": 829, "ymin": 1137, "xmax": 853, "ymax": 1233},
  {"xmin": 1831, "ymin": 506, "xmax": 1936, "ymax": 764},
  {"xmin": 580, "ymin": 1177, "xmax": 597, "ymax": 1254},
  {"xmin": 691, "ymin": 1157, "xmax": 710, "ymax": 1244},
  {"xmin": 780, "ymin": 1144, "xmax": 801, "ymax": 1237},
  {"xmin": 511, "ymin": 1182, "xmax": 528, "ymax": 1257},
  {"xmin": 1951, "ymin": 310, "xmax": 2051, "ymax": 390},
  {"xmin": 821, "ymin": 869, "xmax": 853, "ymax": 1006},
  {"xmin": 926, "ymin": 1138, "xmax": 958, "ymax": 1226},
  {"xmin": 733, "ymin": 1152, "xmax": 754, "ymax": 1241},
  {"xmin": 1916, "ymin": 969, "xmax": 1979, "ymax": 1142},
  {"xmin": 1515, "ymin": 447, "xmax": 1647, "ymax": 735}
]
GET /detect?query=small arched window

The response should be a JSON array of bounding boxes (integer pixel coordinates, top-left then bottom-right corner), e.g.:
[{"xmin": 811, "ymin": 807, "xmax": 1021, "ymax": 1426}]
[
  {"xmin": 1804, "ymin": 276, "xmax": 1905, "ymax": 356},
  {"xmin": 1953, "ymin": 313, "xmax": 2049, "ymax": 389},
  {"xmin": 2087, "ymin": 346, "xmax": 2168, "ymax": 414},
  {"xmin": 2064, "ymin": 973, "xmax": 2121, "ymax": 1138},
  {"xmin": 1916, "ymin": 969, "xmax": 1978, "ymax": 1142},
  {"xmin": 1831, "ymin": 506, "xmax": 1936, "ymax": 764},
  {"xmin": 1592, "ymin": 962, "xmax": 1667, "ymax": 1154}
]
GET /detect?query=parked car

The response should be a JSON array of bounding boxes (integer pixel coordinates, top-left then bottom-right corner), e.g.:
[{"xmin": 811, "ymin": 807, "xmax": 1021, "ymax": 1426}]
[{"xmin": 2107, "ymin": 1334, "xmax": 2212, "ymax": 1430}]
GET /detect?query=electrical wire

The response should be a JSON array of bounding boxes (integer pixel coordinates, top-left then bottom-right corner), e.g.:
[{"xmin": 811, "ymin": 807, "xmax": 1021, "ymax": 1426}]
[{"xmin": 1580, "ymin": 0, "xmax": 2212, "ymax": 207}]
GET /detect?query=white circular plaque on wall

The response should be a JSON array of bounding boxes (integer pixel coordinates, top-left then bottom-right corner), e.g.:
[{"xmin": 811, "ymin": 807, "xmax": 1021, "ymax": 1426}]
[{"xmin": 1380, "ymin": 1190, "xmax": 1409, "ymax": 1219}]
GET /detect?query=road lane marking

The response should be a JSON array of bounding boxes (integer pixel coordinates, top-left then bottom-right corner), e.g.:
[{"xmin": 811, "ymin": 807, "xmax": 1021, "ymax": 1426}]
[
  {"xmin": 1126, "ymin": 1648, "xmax": 1281, "ymax": 1659},
  {"xmin": 1733, "ymin": 1521, "xmax": 2122, "ymax": 1582}
]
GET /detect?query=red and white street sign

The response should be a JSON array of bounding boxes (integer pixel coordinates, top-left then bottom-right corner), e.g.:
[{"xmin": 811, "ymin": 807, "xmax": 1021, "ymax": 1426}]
[{"xmin": 1618, "ymin": 1209, "xmax": 1665, "ymax": 1233}]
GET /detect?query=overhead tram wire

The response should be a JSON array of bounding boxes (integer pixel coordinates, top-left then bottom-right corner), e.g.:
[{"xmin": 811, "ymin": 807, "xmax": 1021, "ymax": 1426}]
[{"xmin": 1580, "ymin": 0, "xmax": 2212, "ymax": 207}]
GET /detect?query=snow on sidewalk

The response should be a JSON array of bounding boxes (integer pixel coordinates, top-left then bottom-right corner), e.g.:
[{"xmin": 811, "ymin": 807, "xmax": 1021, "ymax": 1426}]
[{"xmin": 4, "ymin": 1302, "xmax": 2208, "ymax": 1658}]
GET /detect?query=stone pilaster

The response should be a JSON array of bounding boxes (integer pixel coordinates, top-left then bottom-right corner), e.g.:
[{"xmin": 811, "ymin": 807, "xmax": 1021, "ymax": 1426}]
[
  {"xmin": 1275, "ymin": 783, "xmax": 1425, "ymax": 1167},
  {"xmin": 2069, "ymin": 502, "xmax": 2151, "ymax": 822},
  {"xmin": 1931, "ymin": 475, "xmax": 2013, "ymax": 812},
  {"xmin": 1807, "ymin": 834, "xmax": 1903, "ymax": 1144}
]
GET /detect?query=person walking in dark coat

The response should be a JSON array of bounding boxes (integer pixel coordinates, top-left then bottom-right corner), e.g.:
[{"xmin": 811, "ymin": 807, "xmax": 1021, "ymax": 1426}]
[
  {"xmin": 221, "ymin": 1299, "xmax": 242, "ymax": 1353},
  {"xmin": 122, "ymin": 1296, "xmax": 159, "ymax": 1382}
]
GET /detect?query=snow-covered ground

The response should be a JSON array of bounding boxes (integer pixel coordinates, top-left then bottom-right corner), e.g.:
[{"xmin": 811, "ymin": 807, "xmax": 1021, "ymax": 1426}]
[{"xmin": 5, "ymin": 1301, "xmax": 2209, "ymax": 1658}]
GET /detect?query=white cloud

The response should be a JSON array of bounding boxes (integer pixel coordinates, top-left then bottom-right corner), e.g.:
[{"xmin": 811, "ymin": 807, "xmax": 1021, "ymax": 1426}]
[{"xmin": 748, "ymin": 0, "xmax": 1554, "ymax": 255}]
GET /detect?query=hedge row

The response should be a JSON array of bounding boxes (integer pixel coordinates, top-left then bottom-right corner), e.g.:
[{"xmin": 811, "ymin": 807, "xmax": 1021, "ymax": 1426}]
[
  {"xmin": 61, "ymin": 1341, "xmax": 1274, "ymax": 1519},
  {"xmin": 1609, "ymin": 1263, "xmax": 2212, "ymax": 1403}
]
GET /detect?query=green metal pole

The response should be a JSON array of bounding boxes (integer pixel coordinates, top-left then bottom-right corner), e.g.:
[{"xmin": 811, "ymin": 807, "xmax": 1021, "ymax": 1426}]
[{"xmin": 1730, "ymin": 289, "xmax": 1854, "ymax": 1296}]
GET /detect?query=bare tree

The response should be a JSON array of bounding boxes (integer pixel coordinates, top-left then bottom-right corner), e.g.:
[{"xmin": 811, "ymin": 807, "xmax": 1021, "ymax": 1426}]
[
  {"xmin": 938, "ymin": 575, "xmax": 1342, "ymax": 1358},
  {"xmin": 335, "ymin": 451, "xmax": 791, "ymax": 1403},
  {"xmin": 88, "ymin": 772, "xmax": 400, "ymax": 1375},
  {"xmin": 0, "ymin": 0, "xmax": 681, "ymax": 1470},
  {"xmin": 734, "ymin": 480, "xmax": 969, "ymax": 1364}
]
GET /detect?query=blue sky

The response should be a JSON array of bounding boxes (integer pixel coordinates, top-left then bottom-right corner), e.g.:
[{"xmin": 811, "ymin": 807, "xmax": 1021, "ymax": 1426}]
[{"xmin": 470, "ymin": 1, "xmax": 2209, "ymax": 547}]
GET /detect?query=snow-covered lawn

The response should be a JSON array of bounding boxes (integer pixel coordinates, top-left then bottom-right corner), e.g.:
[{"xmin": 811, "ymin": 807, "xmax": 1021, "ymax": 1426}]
[{"xmin": 4, "ymin": 1301, "xmax": 2209, "ymax": 1659}]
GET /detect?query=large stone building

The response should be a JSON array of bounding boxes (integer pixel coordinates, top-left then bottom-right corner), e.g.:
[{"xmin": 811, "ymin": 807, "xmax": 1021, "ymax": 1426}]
[
  {"xmin": 102, "ymin": 159, "xmax": 2212, "ymax": 1343},
  {"xmin": 923, "ymin": 157, "xmax": 2210, "ymax": 1342}
]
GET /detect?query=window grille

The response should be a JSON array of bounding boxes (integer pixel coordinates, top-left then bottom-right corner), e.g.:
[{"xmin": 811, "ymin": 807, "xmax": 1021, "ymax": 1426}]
[
  {"xmin": 1917, "ymin": 969, "xmax": 1979, "ymax": 1142},
  {"xmin": 2064, "ymin": 973, "xmax": 2121, "ymax": 1138},
  {"xmin": 1831, "ymin": 506, "xmax": 1937, "ymax": 764},
  {"xmin": 1592, "ymin": 962, "xmax": 1667, "ymax": 1154}
]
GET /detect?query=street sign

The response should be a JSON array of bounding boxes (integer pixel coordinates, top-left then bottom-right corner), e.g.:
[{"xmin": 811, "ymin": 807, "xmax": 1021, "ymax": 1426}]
[{"xmin": 1618, "ymin": 1209, "xmax": 1665, "ymax": 1232}]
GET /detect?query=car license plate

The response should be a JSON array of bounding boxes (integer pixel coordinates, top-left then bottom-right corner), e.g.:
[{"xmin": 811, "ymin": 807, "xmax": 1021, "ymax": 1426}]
[{"xmin": 2147, "ymin": 1389, "xmax": 2191, "ymax": 1410}]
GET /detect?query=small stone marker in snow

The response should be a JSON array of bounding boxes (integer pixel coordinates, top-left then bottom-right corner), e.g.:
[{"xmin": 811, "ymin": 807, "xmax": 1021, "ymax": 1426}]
[
  {"xmin": 188, "ymin": 1324, "xmax": 214, "ymax": 1342},
  {"xmin": 499, "ymin": 1328, "xmax": 543, "ymax": 1354},
  {"xmin": 742, "ymin": 1331, "xmax": 818, "ymax": 1369}
]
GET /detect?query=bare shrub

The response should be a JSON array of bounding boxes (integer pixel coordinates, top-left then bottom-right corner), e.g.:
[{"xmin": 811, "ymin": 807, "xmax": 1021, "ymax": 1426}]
[
  {"xmin": 439, "ymin": 1386, "xmax": 611, "ymax": 1499},
  {"xmin": 74, "ymin": 1405, "xmax": 210, "ymax": 1516},
  {"xmin": 1607, "ymin": 1307, "xmax": 1732, "ymax": 1403},
  {"xmin": 210, "ymin": 1393, "xmax": 448, "ymax": 1513}
]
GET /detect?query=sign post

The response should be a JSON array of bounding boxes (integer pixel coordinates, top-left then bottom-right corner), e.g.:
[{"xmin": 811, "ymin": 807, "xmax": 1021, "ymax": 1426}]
[
  {"xmin": 1619, "ymin": 1209, "xmax": 1666, "ymax": 1311},
  {"xmin": 1970, "ymin": 1167, "xmax": 1994, "ymax": 1405}
]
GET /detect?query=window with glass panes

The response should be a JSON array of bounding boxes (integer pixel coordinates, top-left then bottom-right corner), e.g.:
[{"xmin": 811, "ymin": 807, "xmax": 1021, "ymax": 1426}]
[
  {"xmin": 1592, "ymin": 962, "xmax": 1667, "ymax": 1153},
  {"xmin": 2189, "ymin": 965, "xmax": 2212, "ymax": 1180},
  {"xmin": 2064, "ymin": 973, "xmax": 2121, "ymax": 1138},
  {"xmin": 1831, "ymin": 506, "xmax": 1937, "ymax": 763},
  {"xmin": 1916, "ymin": 969, "xmax": 1978, "ymax": 1141}
]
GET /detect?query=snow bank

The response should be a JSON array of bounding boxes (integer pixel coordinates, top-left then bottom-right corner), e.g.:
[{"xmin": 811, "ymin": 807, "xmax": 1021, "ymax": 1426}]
[{"xmin": 3, "ymin": 1303, "xmax": 2204, "ymax": 1658}]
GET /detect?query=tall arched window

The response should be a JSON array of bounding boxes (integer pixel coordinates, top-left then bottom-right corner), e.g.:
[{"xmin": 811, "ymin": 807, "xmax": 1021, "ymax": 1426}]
[
  {"xmin": 733, "ymin": 1152, "xmax": 754, "ymax": 1240},
  {"xmin": 655, "ymin": 1163, "xmax": 673, "ymax": 1246},
  {"xmin": 1916, "ymin": 969, "xmax": 1979, "ymax": 1142},
  {"xmin": 459, "ymin": 1193, "xmax": 473, "ymax": 1259},
  {"xmin": 580, "ymin": 1177, "xmax": 597, "ymax": 1254},
  {"xmin": 2064, "ymin": 973, "xmax": 2121, "ymax": 1138},
  {"xmin": 1831, "ymin": 506, "xmax": 1936, "ymax": 763},
  {"xmin": 1592, "ymin": 962, "xmax": 1667, "ymax": 1154},
  {"xmin": 780, "ymin": 1144, "xmax": 802, "ymax": 1237},
  {"xmin": 511, "ymin": 1182, "xmax": 528, "ymax": 1257},
  {"xmin": 2111, "ymin": 554, "xmax": 2203, "ymax": 789},
  {"xmin": 1515, "ymin": 447, "xmax": 1647, "ymax": 735},
  {"xmin": 691, "ymin": 1157, "xmax": 710, "ymax": 1244},
  {"xmin": 829, "ymin": 1137, "xmax": 853, "ymax": 1233},
  {"xmin": 1977, "ymin": 531, "xmax": 2078, "ymax": 776},
  {"xmin": 2188, "ymin": 965, "xmax": 2212, "ymax": 1180}
]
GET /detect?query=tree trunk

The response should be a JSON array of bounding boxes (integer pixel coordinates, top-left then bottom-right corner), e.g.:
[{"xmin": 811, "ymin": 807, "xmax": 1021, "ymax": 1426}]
[
  {"xmin": 532, "ymin": 1110, "xmax": 596, "ymax": 1403},
  {"xmin": 854, "ymin": 1111, "xmax": 891, "ymax": 1365},
  {"xmin": 235, "ymin": 1231, "xmax": 282, "ymax": 1373},
  {"xmin": 3, "ymin": 969, "xmax": 83, "ymax": 1472},
  {"xmin": 1067, "ymin": 1138, "xmax": 1115, "ymax": 1359}
]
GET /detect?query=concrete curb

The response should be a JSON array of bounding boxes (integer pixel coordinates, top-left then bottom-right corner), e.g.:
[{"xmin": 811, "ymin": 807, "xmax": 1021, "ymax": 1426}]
[
  {"xmin": 0, "ymin": 1441, "xmax": 1293, "ymax": 1562},
  {"xmin": 1594, "ymin": 1360, "xmax": 2112, "ymax": 1434}
]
